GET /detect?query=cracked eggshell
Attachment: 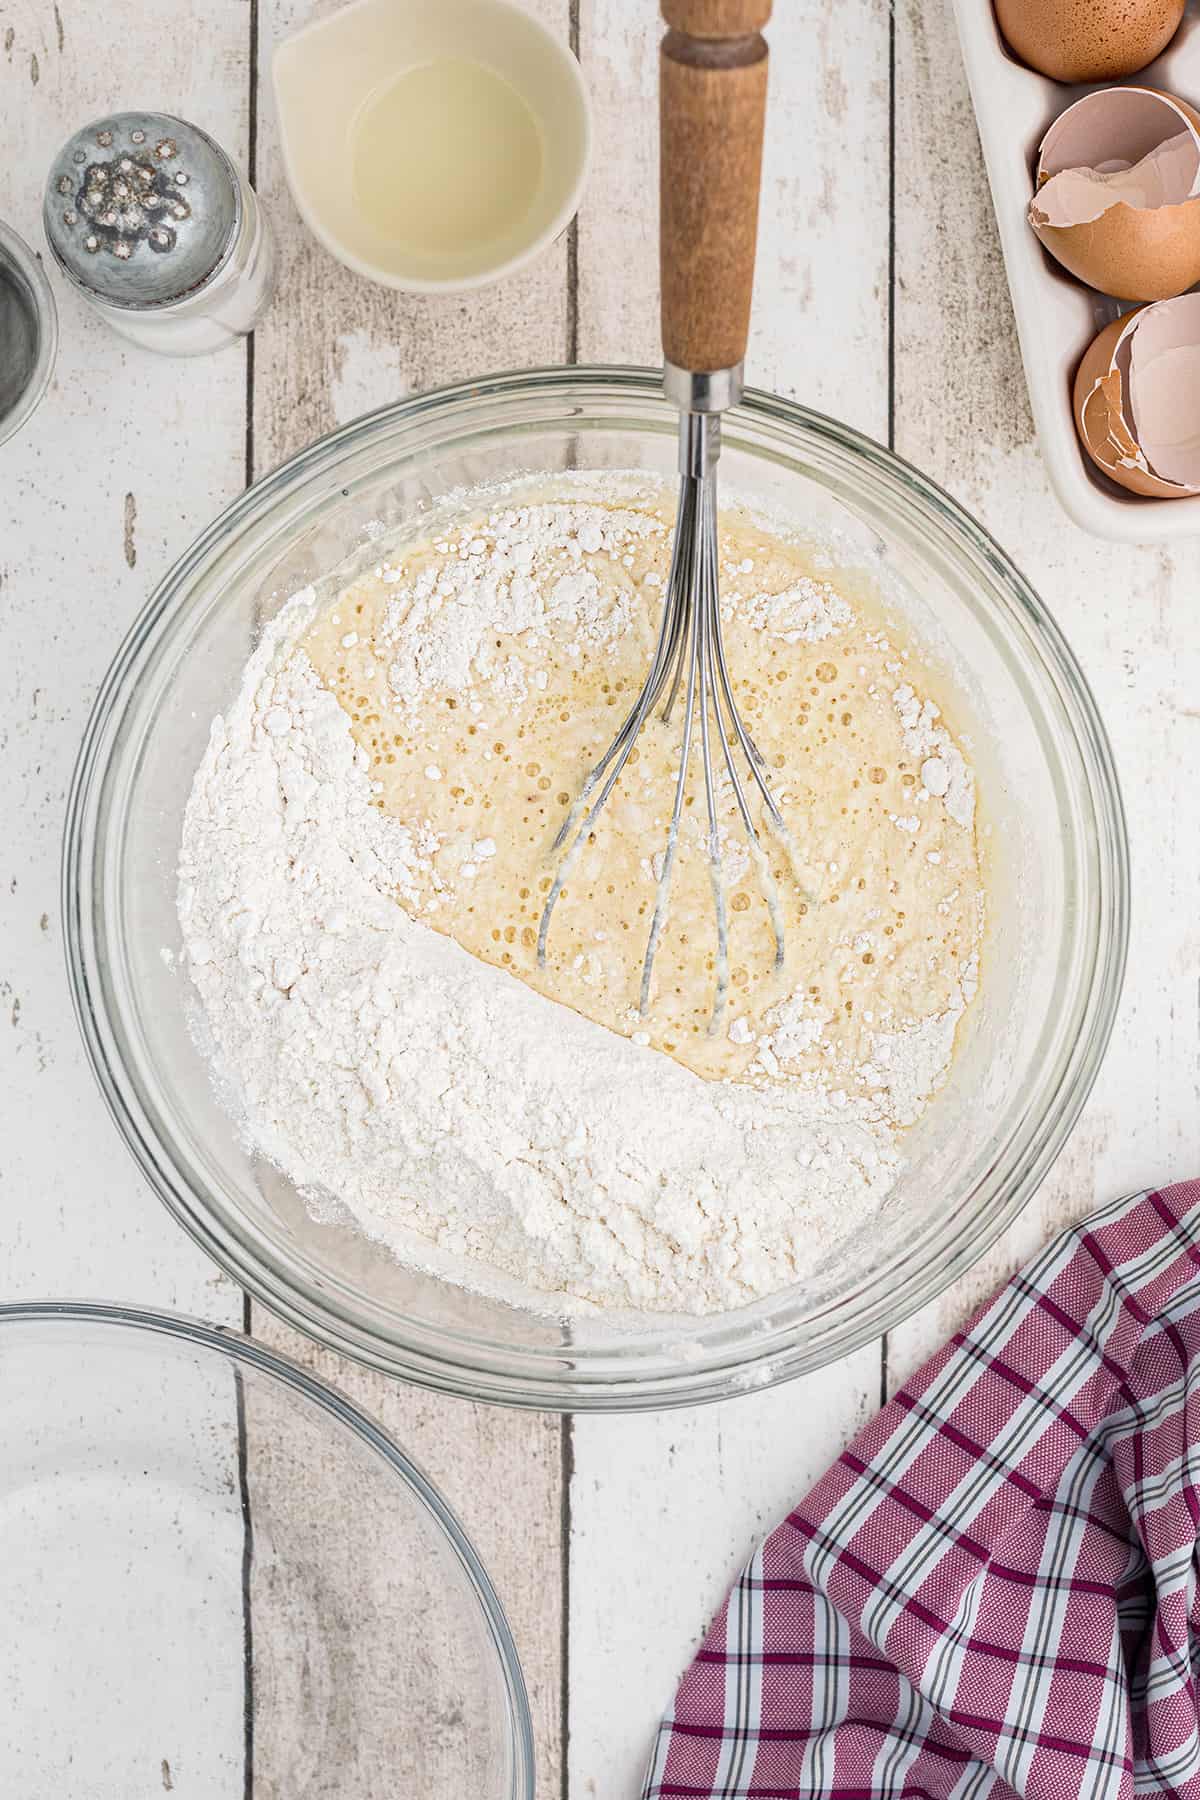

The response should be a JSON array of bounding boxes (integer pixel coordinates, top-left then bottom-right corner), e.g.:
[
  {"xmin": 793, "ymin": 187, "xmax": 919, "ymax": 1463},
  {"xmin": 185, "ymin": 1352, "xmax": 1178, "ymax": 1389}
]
[
  {"xmin": 995, "ymin": 0, "xmax": 1184, "ymax": 82},
  {"xmin": 1030, "ymin": 87, "xmax": 1200, "ymax": 301},
  {"xmin": 1073, "ymin": 294, "xmax": 1200, "ymax": 498}
]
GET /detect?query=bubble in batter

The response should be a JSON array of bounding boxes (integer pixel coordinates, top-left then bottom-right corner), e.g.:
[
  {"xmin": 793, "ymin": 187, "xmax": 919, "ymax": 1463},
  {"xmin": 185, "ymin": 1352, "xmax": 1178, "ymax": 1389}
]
[{"xmin": 299, "ymin": 477, "xmax": 984, "ymax": 1123}]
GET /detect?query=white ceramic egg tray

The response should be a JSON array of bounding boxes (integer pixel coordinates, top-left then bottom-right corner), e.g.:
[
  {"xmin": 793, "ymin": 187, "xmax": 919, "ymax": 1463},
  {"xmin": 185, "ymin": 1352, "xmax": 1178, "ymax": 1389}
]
[{"xmin": 952, "ymin": 0, "xmax": 1200, "ymax": 540}]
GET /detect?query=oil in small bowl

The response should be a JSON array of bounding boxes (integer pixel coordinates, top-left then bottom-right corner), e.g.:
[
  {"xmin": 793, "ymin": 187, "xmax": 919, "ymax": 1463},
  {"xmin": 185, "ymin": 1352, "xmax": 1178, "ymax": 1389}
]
[
  {"xmin": 272, "ymin": 0, "xmax": 590, "ymax": 292},
  {"xmin": 351, "ymin": 59, "xmax": 544, "ymax": 262}
]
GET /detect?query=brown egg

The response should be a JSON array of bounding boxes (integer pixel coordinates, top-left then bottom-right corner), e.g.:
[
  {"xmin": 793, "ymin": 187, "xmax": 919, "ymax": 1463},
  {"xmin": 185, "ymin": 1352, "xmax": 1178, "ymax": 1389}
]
[
  {"xmin": 1073, "ymin": 295, "xmax": 1200, "ymax": 498},
  {"xmin": 995, "ymin": 0, "xmax": 1184, "ymax": 82},
  {"xmin": 1029, "ymin": 88, "xmax": 1200, "ymax": 301}
]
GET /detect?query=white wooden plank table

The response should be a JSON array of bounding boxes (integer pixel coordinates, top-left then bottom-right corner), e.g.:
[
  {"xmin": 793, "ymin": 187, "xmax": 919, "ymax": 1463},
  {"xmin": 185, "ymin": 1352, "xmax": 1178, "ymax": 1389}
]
[{"xmin": 2, "ymin": 0, "xmax": 1199, "ymax": 1790}]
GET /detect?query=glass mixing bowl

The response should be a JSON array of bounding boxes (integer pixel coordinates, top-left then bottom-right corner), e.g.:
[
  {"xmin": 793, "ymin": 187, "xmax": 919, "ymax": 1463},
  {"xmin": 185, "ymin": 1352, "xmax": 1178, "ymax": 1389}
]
[
  {"xmin": 64, "ymin": 369, "xmax": 1129, "ymax": 1409},
  {"xmin": 0, "ymin": 1303, "xmax": 532, "ymax": 1794}
]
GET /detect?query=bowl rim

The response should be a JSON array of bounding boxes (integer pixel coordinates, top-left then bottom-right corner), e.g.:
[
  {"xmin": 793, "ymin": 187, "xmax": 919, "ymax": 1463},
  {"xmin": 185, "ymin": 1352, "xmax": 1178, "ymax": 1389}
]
[
  {"xmin": 62, "ymin": 364, "xmax": 1131, "ymax": 1411},
  {"xmin": 0, "ymin": 1297, "xmax": 536, "ymax": 1797}
]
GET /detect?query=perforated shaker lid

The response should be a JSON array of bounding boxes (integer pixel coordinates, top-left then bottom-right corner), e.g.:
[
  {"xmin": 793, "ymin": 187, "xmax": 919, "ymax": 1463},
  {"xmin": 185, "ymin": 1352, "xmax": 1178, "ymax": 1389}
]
[{"xmin": 43, "ymin": 112, "xmax": 242, "ymax": 311}]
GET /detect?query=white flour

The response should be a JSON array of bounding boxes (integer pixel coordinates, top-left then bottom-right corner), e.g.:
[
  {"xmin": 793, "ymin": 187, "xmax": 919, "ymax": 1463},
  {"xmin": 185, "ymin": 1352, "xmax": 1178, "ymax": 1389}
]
[
  {"xmin": 892, "ymin": 681, "xmax": 974, "ymax": 829},
  {"xmin": 177, "ymin": 492, "xmax": 979, "ymax": 1318},
  {"xmin": 379, "ymin": 501, "xmax": 658, "ymax": 715},
  {"xmin": 726, "ymin": 574, "xmax": 852, "ymax": 643}
]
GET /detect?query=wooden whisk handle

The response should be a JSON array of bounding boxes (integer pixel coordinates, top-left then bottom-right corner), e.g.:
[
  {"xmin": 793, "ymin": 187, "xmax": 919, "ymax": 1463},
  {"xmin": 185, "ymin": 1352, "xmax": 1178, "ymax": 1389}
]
[{"xmin": 659, "ymin": 0, "xmax": 771, "ymax": 378}]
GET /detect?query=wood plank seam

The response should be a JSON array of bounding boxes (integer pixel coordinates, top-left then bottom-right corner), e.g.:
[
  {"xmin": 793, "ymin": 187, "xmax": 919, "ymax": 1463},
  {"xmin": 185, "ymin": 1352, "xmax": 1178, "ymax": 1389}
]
[
  {"xmin": 235, "ymin": 1361, "xmax": 256, "ymax": 1800},
  {"xmin": 880, "ymin": 0, "xmax": 897, "ymax": 1422},
  {"xmin": 562, "ymin": 17, "xmax": 579, "ymax": 1770},
  {"xmin": 243, "ymin": 2, "xmax": 260, "ymax": 1787}
]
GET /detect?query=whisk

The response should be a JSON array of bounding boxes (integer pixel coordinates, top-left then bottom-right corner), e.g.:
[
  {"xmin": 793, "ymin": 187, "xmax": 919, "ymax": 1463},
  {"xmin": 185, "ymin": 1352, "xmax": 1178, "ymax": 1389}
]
[{"xmin": 539, "ymin": 0, "xmax": 778, "ymax": 1031}]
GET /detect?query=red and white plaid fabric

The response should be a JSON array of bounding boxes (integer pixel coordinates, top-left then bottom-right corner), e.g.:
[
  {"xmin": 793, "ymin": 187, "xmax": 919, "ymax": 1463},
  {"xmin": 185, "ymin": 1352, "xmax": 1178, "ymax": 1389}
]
[{"xmin": 643, "ymin": 1181, "xmax": 1200, "ymax": 1800}]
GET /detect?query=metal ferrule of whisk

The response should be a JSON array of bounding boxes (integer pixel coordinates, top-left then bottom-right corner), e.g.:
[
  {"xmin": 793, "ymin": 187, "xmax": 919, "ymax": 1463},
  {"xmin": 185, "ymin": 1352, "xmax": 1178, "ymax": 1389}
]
[{"xmin": 536, "ymin": 361, "xmax": 794, "ymax": 1035}]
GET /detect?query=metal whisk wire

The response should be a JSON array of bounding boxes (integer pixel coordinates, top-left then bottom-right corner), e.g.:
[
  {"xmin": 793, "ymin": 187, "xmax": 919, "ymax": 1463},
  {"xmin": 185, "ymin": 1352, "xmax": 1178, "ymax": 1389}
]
[
  {"xmin": 537, "ymin": 0, "xmax": 778, "ymax": 1033},
  {"xmin": 536, "ymin": 405, "xmax": 791, "ymax": 1032}
]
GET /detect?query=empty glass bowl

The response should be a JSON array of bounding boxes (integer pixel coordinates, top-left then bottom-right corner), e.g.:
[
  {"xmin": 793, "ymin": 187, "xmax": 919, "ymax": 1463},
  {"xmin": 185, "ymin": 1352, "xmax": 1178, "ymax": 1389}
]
[
  {"xmin": 64, "ymin": 369, "xmax": 1129, "ymax": 1409},
  {"xmin": 0, "ymin": 1304, "xmax": 532, "ymax": 1795}
]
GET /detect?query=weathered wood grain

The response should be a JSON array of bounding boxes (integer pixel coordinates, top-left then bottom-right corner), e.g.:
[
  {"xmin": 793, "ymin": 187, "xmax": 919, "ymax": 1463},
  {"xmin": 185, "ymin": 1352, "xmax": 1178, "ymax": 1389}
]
[
  {"xmin": 576, "ymin": 0, "xmax": 892, "ymax": 426},
  {"xmin": 249, "ymin": 1320, "xmax": 565, "ymax": 1796},
  {"xmin": 569, "ymin": 3, "xmax": 892, "ymax": 1790},
  {"xmin": 0, "ymin": 0, "xmax": 250, "ymax": 1791},
  {"xmin": 569, "ymin": 1354, "xmax": 883, "ymax": 1796},
  {"xmin": 245, "ymin": 0, "xmax": 571, "ymax": 1791},
  {"xmin": 0, "ymin": 0, "xmax": 249, "ymax": 1316},
  {"xmin": 242, "ymin": 1324, "xmax": 555, "ymax": 1798},
  {"xmin": 887, "ymin": 0, "xmax": 1200, "ymax": 1390}
]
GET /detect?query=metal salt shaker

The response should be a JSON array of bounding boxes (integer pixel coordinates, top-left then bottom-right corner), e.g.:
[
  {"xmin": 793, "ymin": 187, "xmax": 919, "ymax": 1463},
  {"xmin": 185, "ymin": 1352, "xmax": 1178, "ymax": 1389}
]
[{"xmin": 43, "ymin": 112, "xmax": 275, "ymax": 357}]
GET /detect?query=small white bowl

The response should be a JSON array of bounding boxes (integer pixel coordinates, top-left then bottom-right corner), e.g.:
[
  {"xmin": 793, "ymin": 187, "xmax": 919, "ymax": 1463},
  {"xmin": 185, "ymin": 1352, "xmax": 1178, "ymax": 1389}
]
[{"xmin": 273, "ymin": 0, "xmax": 590, "ymax": 294}]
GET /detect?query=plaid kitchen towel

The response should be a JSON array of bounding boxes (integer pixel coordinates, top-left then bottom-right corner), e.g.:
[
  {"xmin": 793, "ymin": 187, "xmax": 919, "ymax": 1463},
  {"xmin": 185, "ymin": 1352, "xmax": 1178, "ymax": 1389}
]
[{"xmin": 643, "ymin": 1180, "xmax": 1200, "ymax": 1800}]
